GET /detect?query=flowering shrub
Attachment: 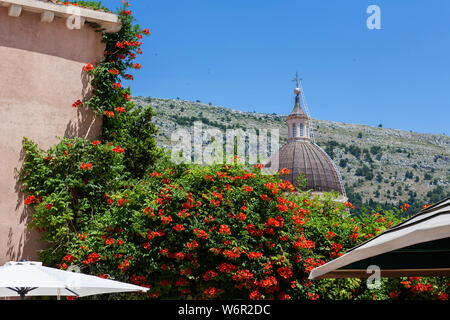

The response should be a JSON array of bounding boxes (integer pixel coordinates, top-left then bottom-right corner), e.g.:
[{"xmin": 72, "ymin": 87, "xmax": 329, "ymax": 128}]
[
  {"xmin": 19, "ymin": 137, "xmax": 127, "ymax": 256},
  {"xmin": 19, "ymin": 155, "xmax": 449, "ymax": 300}
]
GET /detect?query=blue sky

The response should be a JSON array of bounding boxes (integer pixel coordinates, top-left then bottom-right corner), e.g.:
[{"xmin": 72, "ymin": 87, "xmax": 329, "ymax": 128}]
[{"xmin": 102, "ymin": 0, "xmax": 449, "ymax": 134}]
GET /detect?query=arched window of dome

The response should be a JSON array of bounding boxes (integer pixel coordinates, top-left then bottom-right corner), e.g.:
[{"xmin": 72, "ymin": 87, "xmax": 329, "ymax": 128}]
[
  {"xmin": 305, "ymin": 125, "xmax": 309, "ymax": 138},
  {"xmin": 292, "ymin": 123, "xmax": 297, "ymax": 137},
  {"xmin": 299, "ymin": 123, "xmax": 304, "ymax": 137}
]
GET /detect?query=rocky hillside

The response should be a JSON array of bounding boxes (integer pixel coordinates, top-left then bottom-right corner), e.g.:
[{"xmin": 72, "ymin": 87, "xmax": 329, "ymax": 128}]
[{"xmin": 134, "ymin": 96, "xmax": 450, "ymax": 213}]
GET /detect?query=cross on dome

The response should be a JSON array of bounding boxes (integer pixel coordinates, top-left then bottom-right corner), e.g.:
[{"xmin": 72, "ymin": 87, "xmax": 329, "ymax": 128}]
[{"xmin": 292, "ymin": 72, "xmax": 302, "ymax": 94}]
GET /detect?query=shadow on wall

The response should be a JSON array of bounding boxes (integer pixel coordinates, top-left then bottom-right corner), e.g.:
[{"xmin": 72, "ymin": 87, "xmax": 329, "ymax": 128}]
[
  {"xmin": 65, "ymin": 70, "xmax": 102, "ymax": 139},
  {"xmin": 11, "ymin": 166, "xmax": 39, "ymax": 262},
  {"xmin": 6, "ymin": 227, "xmax": 22, "ymax": 262},
  {"xmin": 65, "ymin": 107, "xmax": 102, "ymax": 139}
]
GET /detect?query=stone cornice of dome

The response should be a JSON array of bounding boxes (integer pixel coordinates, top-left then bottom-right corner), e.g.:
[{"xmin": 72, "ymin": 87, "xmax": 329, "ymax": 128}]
[
  {"xmin": 286, "ymin": 112, "xmax": 309, "ymax": 120},
  {"xmin": 0, "ymin": 0, "xmax": 121, "ymax": 33},
  {"xmin": 287, "ymin": 137, "xmax": 311, "ymax": 143}
]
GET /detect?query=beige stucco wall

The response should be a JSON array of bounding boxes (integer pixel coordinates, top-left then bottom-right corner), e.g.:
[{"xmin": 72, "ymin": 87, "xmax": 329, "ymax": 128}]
[{"xmin": 0, "ymin": 8, "xmax": 105, "ymax": 264}]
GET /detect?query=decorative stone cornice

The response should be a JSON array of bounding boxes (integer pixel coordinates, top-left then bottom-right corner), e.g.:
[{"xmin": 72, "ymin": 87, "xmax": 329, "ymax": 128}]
[
  {"xmin": 287, "ymin": 136, "xmax": 310, "ymax": 143},
  {"xmin": 0, "ymin": 0, "xmax": 121, "ymax": 32}
]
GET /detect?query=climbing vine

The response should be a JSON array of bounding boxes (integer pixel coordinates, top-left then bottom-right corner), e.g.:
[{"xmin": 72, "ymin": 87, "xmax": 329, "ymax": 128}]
[{"xmin": 72, "ymin": 0, "xmax": 163, "ymax": 176}]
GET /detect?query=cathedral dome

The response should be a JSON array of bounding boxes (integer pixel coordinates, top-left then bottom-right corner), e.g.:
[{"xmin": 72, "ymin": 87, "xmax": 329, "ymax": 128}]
[
  {"xmin": 265, "ymin": 75, "xmax": 346, "ymax": 196},
  {"xmin": 276, "ymin": 141, "xmax": 345, "ymax": 194}
]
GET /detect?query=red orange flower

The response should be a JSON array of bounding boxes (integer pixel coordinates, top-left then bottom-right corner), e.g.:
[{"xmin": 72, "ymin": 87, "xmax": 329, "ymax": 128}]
[
  {"xmin": 326, "ymin": 231, "xmax": 336, "ymax": 239},
  {"xmin": 277, "ymin": 267, "xmax": 293, "ymax": 280},
  {"xmin": 293, "ymin": 236, "xmax": 315, "ymax": 250},
  {"xmin": 173, "ymin": 224, "xmax": 185, "ymax": 232},
  {"xmin": 112, "ymin": 146, "xmax": 125, "ymax": 153},
  {"xmin": 82, "ymin": 63, "xmax": 95, "ymax": 72},
  {"xmin": 217, "ymin": 263, "xmax": 237, "ymax": 273},
  {"xmin": 219, "ymin": 224, "xmax": 231, "ymax": 235},
  {"xmin": 176, "ymin": 278, "xmax": 189, "ymax": 287},
  {"xmin": 161, "ymin": 216, "xmax": 172, "ymax": 225},
  {"xmin": 24, "ymin": 195, "xmax": 36, "ymax": 205},
  {"xmin": 202, "ymin": 270, "xmax": 218, "ymax": 281},
  {"xmin": 400, "ymin": 203, "xmax": 410, "ymax": 211},
  {"xmin": 186, "ymin": 240, "xmax": 198, "ymax": 250},
  {"xmin": 115, "ymin": 106, "xmax": 126, "ymax": 113},
  {"xmin": 80, "ymin": 163, "xmax": 92, "ymax": 170},
  {"xmin": 247, "ymin": 252, "xmax": 263, "ymax": 260},
  {"xmin": 72, "ymin": 99, "xmax": 82, "ymax": 108},
  {"xmin": 278, "ymin": 293, "xmax": 291, "ymax": 300},
  {"xmin": 307, "ymin": 292, "xmax": 319, "ymax": 300},
  {"xmin": 249, "ymin": 290, "xmax": 261, "ymax": 300},
  {"xmin": 118, "ymin": 259, "xmax": 130, "ymax": 271},
  {"xmin": 194, "ymin": 228, "xmax": 208, "ymax": 239},
  {"xmin": 105, "ymin": 111, "xmax": 115, "ymax": 118},
  {"xmin": 63, "ymin": 254, "xmax": 74, "ymax": 263},
  {"xmin": 83, "ymin": 252, "xmax": 99, "ymax": 265},
  {"xmin": 349, "ymin": 233, "xmax": 359, "ymax": 240},
  {"xmin": 344, "ymin": 202, "xmax": 355, "ymax": 209}
]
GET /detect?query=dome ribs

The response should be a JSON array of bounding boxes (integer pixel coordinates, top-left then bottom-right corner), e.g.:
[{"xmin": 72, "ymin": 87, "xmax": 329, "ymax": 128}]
[{"xmin": 274, "ymin": 141, "xmax": 345, "ymax": 195}]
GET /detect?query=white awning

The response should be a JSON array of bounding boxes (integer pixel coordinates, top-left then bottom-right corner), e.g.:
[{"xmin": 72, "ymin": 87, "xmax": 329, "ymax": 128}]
[
  {"xmin": 309, "ymin": 198, "xmax": 450, "ymax": 279},
  {"xmin": 0, "ymin": 261, "xmax": 149, "ymax": 299}
]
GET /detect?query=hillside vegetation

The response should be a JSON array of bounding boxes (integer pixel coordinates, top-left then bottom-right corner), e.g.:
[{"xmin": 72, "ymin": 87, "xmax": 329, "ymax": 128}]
[{"xmin": 134, "ymin": 96, "xmax": 450, "ymax": 214}]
